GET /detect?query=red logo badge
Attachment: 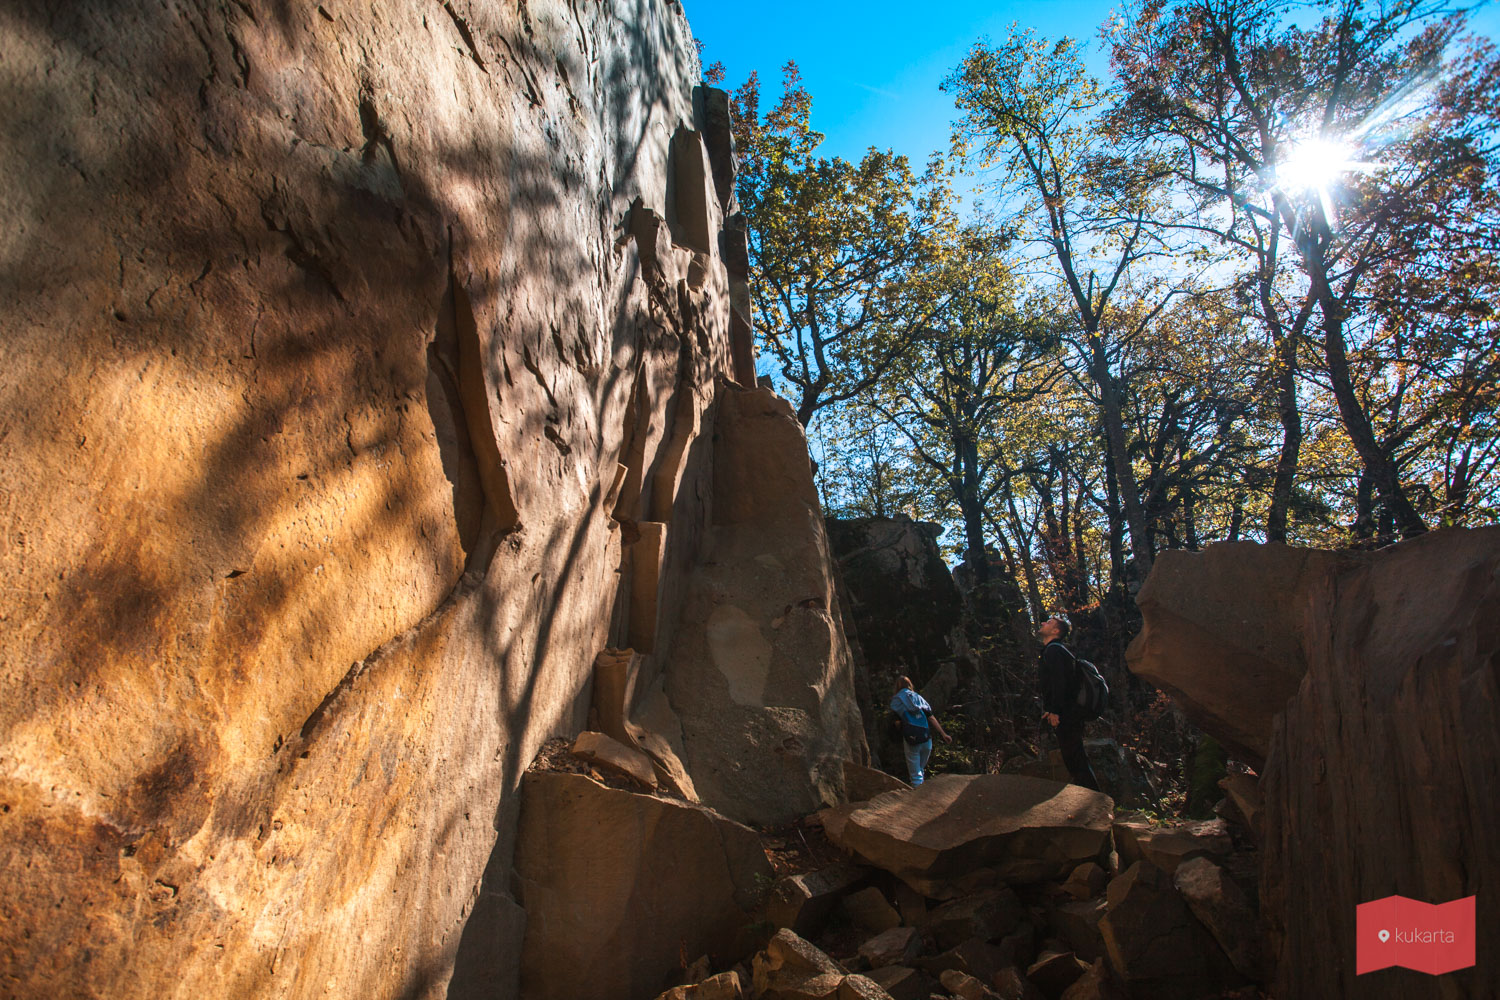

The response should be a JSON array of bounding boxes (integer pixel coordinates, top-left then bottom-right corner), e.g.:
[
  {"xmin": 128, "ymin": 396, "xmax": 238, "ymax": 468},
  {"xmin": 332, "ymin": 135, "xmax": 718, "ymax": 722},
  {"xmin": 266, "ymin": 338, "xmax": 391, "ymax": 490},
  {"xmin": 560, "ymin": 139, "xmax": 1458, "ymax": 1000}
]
[{"xmin": 1356, "ymin": 895, "xmax": 1476, "ymax": 975}]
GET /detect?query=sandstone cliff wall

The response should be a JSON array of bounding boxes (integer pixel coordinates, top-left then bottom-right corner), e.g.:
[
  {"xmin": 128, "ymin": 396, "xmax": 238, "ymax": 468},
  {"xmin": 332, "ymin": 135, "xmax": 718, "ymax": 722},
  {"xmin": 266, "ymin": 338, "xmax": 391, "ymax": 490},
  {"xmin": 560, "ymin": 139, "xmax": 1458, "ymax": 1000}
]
[
  {"xmin": 1125, "ymin": 529, "xmax": 1500, "ymax": 999},
  {"xmin": 0, "ymin": 1, "xmax": 767, "ymax": 997}
]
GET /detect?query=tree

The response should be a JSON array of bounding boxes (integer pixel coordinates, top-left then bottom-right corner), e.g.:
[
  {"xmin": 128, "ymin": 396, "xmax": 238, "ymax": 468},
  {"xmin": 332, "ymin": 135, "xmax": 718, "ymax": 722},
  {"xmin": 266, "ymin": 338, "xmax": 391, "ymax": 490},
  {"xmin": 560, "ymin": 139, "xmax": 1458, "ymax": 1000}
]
[
  {"xmin": 945, "ymin": 29, "xmax": 1191, "ymax": 581},
  {"xmin": 870, "ymin": 217, "xmax": 1060, "ymax": 594},
  {"xmin": 1108, "ymin": 0, "xmax": 1500, "ymax": 539},
  {"xmin": 728, "ymin": 64, "xmax": 927, "ymax": 426}
]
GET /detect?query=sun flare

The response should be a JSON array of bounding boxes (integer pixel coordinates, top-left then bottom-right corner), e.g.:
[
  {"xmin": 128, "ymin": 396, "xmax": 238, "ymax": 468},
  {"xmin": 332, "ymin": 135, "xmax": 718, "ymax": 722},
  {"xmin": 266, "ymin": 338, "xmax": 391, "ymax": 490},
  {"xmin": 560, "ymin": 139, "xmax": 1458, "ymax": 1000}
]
[{"xmin": 1276, "ymin": 138, "xmax": 1357, "ymax": 194}]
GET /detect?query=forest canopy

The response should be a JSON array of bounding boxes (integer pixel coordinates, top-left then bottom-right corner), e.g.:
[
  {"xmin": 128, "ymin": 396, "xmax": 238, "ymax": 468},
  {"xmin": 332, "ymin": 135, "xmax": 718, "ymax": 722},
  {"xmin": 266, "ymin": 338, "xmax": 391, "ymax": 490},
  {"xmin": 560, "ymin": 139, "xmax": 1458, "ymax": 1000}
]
[{"xmin": 709, "ymin": 0, "xmax": 1500, "ymax": 625}]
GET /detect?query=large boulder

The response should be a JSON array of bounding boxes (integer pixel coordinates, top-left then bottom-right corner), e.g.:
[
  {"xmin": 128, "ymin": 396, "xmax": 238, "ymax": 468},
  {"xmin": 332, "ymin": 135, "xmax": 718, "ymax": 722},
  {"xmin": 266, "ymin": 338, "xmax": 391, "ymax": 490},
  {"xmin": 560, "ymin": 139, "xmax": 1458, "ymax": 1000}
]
[
  {"xmin": 514, "ymin": 771, "xmax": 771, "ymax": 1000},
  {"xmin": 827, "ymin": 775, "xmax": 1113, "ymax": 898},
  {"xmin": 666, "ymin": 385, "xmax": 869, "ymax": 824},
  {"xmin": 0, "ymin": 1, "xmax": 743, "ymax": 997},
  {"xmin": 824, "ymin": 516, "xmax": 968, "ymax": 685},
  {"xmin": 1125, "ymin": 542, "xmax": 1338, "ymax": 764},
  {"xmin": 1127, "ymin": 528, "xmax": 1500, "ymax": 999},
  {"xmin": 1171, "ymin": 858, "xmax": 1262, "ymax": 982},
  {"xmin": 1099, "ymin": 862, "xmax": 1242, "ymax": 999}
]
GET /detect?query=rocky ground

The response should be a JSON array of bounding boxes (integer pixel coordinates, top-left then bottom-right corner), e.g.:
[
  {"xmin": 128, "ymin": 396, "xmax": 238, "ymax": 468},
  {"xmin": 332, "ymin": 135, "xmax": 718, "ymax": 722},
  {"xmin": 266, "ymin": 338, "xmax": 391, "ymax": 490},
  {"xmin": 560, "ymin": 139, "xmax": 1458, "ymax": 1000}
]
[{"xmin": 530, "ymin": 734, "xmax": 1272, "ymax": 1000}]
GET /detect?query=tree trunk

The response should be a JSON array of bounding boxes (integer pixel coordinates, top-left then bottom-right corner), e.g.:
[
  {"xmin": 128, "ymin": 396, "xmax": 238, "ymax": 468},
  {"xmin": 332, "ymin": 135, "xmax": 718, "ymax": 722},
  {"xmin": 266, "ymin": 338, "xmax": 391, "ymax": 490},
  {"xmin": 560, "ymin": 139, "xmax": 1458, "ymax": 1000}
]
[
  {"xmin": 1005, "ymin": 492, "xmax": 1045, "ymax": 623},
  {"xmin": 1288, "ymin": 209, "xmax": 1426, "ymax": 539},
  {"xmin": 1266, "ymin": 332, "xmax": 1303, "ymax": 543},
  {"xmin": 1103, "ymin": 446, "xmax": 1126, "ymax": 597},
  {"xmin": 1092, "ymin": 347, "xmax": 1154, "ymax": 581}
]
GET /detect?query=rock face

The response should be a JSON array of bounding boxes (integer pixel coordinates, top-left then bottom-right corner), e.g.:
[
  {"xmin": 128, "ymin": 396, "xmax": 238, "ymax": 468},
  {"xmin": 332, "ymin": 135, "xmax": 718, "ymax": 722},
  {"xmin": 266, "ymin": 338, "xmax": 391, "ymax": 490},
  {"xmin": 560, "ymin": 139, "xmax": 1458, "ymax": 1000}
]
[
  {"xmin": 1125, "ymin": 542, "xmax": 1337, "ymax": 764},
  {"xmin": 0, "ymin": 1, "xmax": 792, "ymax": 997},
  {"xmin": 826, "ymin": 517, "xmax": 969, "ymax": 760},
  {"xmin": 514, "ymin": 771, "xmax": 770, "ymax": 1000},
  {"xmin": 665, "ymin": 385, "xmax": 868, "ymax": 825},
  {"xmin": 1126, "ymin": 528, "xmax": 1500, "ymax": 999},
  {"xmin": 827, "ymin": 775, "xmax": 1114, "ymax": 898},
  {"xmin": 1099, "ymin": 862, "xmax": 1241, "ymax": 999},
  {"xmin": 825, "ymin": 516, "xmax": 968, "ymax": 685}
]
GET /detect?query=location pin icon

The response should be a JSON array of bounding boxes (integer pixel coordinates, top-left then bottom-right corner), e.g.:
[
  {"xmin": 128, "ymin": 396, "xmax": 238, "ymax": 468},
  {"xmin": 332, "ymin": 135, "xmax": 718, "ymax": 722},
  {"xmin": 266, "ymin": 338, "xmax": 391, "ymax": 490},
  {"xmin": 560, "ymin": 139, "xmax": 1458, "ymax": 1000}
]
[{"xmin": 1378, "ymin": 929, "xmax": 1391, "ymax": 943}]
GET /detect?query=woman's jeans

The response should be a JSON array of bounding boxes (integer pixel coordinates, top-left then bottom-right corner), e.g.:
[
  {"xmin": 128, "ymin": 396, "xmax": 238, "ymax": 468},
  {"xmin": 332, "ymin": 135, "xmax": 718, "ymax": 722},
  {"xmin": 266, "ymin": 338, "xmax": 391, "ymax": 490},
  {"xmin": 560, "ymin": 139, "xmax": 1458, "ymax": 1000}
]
[{"xmin": 903, "ymin": 738, "xmax": 933, "ymax": 785}]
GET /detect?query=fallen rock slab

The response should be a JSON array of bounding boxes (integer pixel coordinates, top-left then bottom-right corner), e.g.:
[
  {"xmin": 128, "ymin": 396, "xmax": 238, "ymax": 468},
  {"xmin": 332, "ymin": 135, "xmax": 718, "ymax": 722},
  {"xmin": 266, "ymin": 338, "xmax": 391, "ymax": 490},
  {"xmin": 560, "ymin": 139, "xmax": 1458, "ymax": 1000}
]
[
  {"xmin": 1172, "ymin": 857, "xmax": 1263, "ymax": 982},
  {"xmin": 1217, "ymin": 772, "xmax": 1262, "ymax": 837},
  {"xmin": 1063, "ymin": 862, "xmax": 1107, "ymax": 900},
  {"xmin": 654, "ymin": 971, "xmax": 745, "ymax": 1000},
  {"xmin": 843, "ymin": 886, "xmax": 902, "ymax": 932},
  {"xmin": 516, "ymin": 771, "xmax": 771, "ymax": 1000},
  {"xmin": 1058, "ymin": 959, "xmax": 1126, "ymax": 1000},
  {"xmin": 1025, "ymin": 950, "xmax": 1089, "ymax": 997},
  {"xmin": 829, "ymin": 775, "xmax": 1113, "ymax": 898},
  {"xmin": 927, "ymin": 888, "xmax": 1023, "ymax": 949},
  {"xmin": 1099, "ymin": 862, "xmax": 1242, "ymax": 999},
  {"xmin": 864, "ymin": 965, "xmax": 929, "ymax": 1000},
  {"xmin": 1046, "ymin": 897, "xmax": 1107, "ymax": 962},
  {"xmin": 1112, "ymin": 819, "xmax": 1231, "ymax": 875},
  {"xmin": 843, "ymin": 759, "xmax": 912, "ymax": 801},
  {"xmin": 940, "ymin": 969, "xmax": 997, "ymax": 1000},
  {"xmin": 858, "ymin": 926, "xmax": 922, "ymax": 968},
  {"xmin": 572, "ymin": 729, "xmax": 658, "ymax": 788},
  {"xmin": 766, "ymin": 862, "xmax": 871, "ymax": 938}
]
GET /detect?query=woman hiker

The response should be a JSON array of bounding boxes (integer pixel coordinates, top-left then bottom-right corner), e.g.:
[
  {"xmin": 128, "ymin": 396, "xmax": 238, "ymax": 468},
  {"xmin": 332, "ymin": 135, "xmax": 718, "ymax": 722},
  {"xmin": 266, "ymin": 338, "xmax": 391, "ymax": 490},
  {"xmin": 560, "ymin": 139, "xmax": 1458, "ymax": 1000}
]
[{"xmin": 890, "ymin": 675, "xmax": 952, "ymax": 786}]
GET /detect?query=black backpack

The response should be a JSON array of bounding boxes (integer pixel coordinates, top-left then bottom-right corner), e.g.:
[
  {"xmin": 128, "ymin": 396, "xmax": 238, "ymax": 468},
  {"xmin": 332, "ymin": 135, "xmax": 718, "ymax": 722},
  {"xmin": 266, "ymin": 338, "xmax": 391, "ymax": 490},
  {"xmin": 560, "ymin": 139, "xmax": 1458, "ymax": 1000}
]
[{"xmin": 1073, "ymin": 653, "xmax": 1109, "ymax": 720}]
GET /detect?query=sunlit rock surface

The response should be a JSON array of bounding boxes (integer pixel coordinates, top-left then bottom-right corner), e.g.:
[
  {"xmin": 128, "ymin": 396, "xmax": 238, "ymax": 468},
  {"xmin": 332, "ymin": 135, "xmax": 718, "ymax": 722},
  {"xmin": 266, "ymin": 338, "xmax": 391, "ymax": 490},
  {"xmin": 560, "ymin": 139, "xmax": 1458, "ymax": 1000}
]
[{"xmin": 0, "ymin": 0, "xmax": 755, "ymax": 996}]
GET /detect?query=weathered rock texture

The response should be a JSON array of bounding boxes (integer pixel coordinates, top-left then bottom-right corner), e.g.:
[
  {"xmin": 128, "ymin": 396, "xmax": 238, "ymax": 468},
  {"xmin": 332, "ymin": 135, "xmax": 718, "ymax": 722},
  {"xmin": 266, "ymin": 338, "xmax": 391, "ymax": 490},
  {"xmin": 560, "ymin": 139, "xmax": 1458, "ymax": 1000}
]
[
  {"xmin": 1126, "ymin": 541, "xmax": 1337, "ymax": 764},
  {"xmin": 514, "ymin": 771, "xmax": 770, "ymax": 1000},
  {"xmin": 0, "ymin": 1, "xmax": 778, "ymax": 998},
  {"xmin": 665, "ymin": 385, "xmax": 868, "ymax": 824},
  {"xmin": 826, "ymin": 775, "xmax": 1114, "ymax": 898},
  {"xmin": 1126, "ymin": 528, "xmax": 1500, "ymax": 999},
  {"xmin": 826, "ymin": 516, "xmax": 969, "ymax": 760},
  {"xmin": 825, "ymin": 516, "xmax": 967, "ymax": 685}
]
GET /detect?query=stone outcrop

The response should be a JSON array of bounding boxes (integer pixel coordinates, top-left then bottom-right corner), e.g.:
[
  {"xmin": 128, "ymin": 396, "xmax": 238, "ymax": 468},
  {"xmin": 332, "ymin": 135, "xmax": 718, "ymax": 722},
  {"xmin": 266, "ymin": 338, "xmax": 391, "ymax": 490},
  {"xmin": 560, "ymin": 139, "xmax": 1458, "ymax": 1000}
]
[
  {"xmin": 1126, "ymin": 541, "xmax": 1338, "ymax": 763},
  {"xmin": 0, "ymin": 0, "xmax": 801, "ymax": 996},
  {"xmin": 1126, "ymin": 528, "xmax": 1500, "ymax": 999},
  {"xmin": 825, "ymin": 517, "xmax": 968, "ymax": 685},
  {"xmin": 514, "ymin": 771, "xmax": 770, "ymax": 1000},
  {"xmin": 825, "ymin": 775, "xmax": 1114, "ymax": 898},
  {"xmin": 826, "ymin": 517, "xmax": 970, "ymax": 758},
  {"xmin": 665, "ymin": 385, "xmax": 868, "ymax": 825}
]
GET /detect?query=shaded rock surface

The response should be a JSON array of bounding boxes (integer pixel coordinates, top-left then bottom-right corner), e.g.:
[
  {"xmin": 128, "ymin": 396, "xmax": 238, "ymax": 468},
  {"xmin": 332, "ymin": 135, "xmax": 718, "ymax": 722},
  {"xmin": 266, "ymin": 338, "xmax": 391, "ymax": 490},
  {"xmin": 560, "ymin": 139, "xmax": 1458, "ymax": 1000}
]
[
  {"xmin": 1125, "ymin": 542, "xmax": 1337, "ymax": 764},
  {"xmin": 827, "ymin": 775, "xmax": 1113, "ymax": 898},
  {"xmin": 514, "ymin": 771, "xmax": 770, "ymax": 1000},
  {"xmin": 1128, "ymin": 528, "xmax": 1500, "ymax": 999},
  {"xmin": 666, "ymin": 386, "xmax": 869, "ymax": 825},
  {"xmin": 826, "ymin": 516, "xmax": 970, "ymax": 760},
  {"xmin": 1099, "ymin": 862, "xmax": 1242, "ymax": 999}
]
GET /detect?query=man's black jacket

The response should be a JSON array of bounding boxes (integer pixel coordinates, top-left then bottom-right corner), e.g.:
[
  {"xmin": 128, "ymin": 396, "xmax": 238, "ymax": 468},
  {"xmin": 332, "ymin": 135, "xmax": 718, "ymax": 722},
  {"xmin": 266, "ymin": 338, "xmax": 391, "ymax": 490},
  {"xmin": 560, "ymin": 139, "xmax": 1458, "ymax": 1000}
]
[{"xmin": 1039, "ymin": 640, "xmax": 1077, "ymax": 716}]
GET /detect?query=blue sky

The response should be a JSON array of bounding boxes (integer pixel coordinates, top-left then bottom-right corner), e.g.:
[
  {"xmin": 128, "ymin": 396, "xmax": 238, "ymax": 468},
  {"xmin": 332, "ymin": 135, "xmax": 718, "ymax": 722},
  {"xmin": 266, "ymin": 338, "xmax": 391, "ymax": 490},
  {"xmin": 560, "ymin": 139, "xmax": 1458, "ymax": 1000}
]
[{"xmin": 685, "ymin": 0, "xmax": 1500, "ymax": 175}]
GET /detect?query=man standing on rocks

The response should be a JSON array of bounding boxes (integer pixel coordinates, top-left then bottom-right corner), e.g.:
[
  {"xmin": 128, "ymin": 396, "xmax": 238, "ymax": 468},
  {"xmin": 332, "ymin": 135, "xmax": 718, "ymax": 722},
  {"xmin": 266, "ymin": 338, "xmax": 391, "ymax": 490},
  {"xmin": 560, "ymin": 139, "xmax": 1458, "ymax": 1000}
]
[
  {"xmin": 890, "ymin": 676, "xmax": 952, "ymax": 786},
  {"xmin": 1039, "ymin": 615, "xmax": 1101, "ymax": 792}
]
